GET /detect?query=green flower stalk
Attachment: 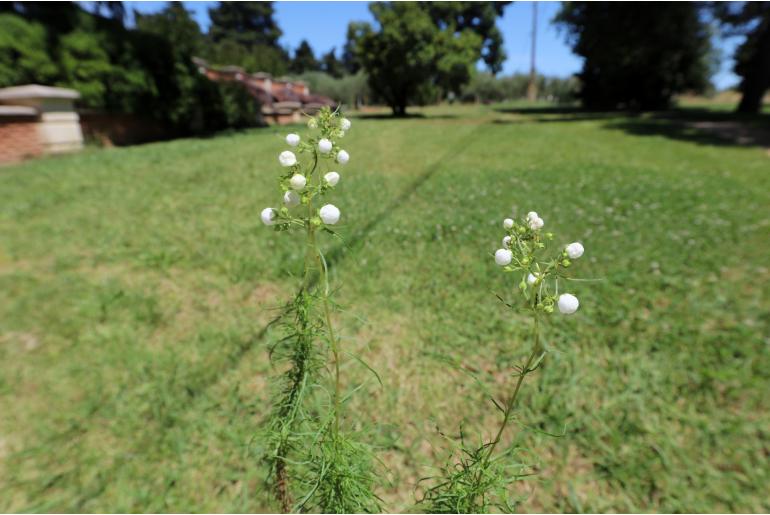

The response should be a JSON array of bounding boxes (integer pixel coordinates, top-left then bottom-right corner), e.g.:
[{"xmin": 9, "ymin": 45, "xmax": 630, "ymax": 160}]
[
  {"xmin": 422, "ymin": 210, "xmax": 588, "ymax": 513},
  {"xmin": 260, "ymin": 108, "xmax": 379, "ymax": 513}
]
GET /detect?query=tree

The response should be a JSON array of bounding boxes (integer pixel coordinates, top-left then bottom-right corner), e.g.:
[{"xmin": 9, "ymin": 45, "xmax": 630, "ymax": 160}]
[
  {"xmin": 342, "ymin": 22, "xmax": 368, "ymax": 74},
  {"xmin": 555, "ymin": 2, "xmax": 713, "ymax": 110},
  {"xmin": 355, "ymin": 2, "xmax": 492, "ymax": 116},
  {"xmin": 424, "ymin": 2, "xmax": 510, "ymax": 74},
  {"xmin": 321, "ymin": 47, "xmax": 344, "ymax": 78},
  {"xmin": 135, "ymin": 3, "xmax": 209, "ymax": 130},
  {"xmin": 208, "ymin": 1, "xmax": 281, "ymax": 48},
  {"xmin": 135, "ymin": 2, "xmax": 203, "ymax": 57},
  {"xmin": 714, "ymin": 2, "xmax": 770, "ymax": 113},
  {"xmin": 0, "ymin": 13, "xmax": 58, "ymax": 87},
  {"xmin": 205, "ymin": 1, "xmax": 288, "ymax": 75},
  {"xmin": 290, "ymin": 39, "xmax": 319, "ymax": 74}
]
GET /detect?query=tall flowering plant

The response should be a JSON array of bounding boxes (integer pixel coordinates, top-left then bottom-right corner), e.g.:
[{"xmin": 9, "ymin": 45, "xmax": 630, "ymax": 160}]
[
  {"xmin": 421, "ymin": 210, "xmax": 587, "ymax": 513},
  {"xmin": 260, "ymin": 108, "xmax": 380, "ymax": 513}
]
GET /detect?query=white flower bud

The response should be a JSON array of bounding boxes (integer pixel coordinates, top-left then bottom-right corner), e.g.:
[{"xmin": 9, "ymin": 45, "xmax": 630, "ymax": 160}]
[
  {"xmin": 279, "ymin": 150, "xmax": 297, "ymax": 167},
  {"xmin": 324, "ymin": 171, "xmax": 340, "ymax": 186},
  {"xmin": 529, "ymin": 216, "xmax": 544, "ymax": 230},
  {"xmin": 319, "ymin": 204, "xmax": 341, "ymax": 225},
  {"xmin": 283, "ymin": 190, "xmax": 300, "ymax": 207},
  {"xmin": 289, "ymin": 174, "xmax": 306, "ymax": 190},
  {"xmin": 285, "ymin": 133, "xmax": 300, "ymax": 147},
  {"xmin": 503, "ymin": 218, "xmax": 514, "ymax": 229},
  {"xmin": 494, "ymin": 249, "xmax": 512, "ymax": 266},
  {"xmin": 527, "ymin": 272, "xmax": 539, "ymax": 285},
  {"xmin": 261, "ymin": 207, "xmax": 277, "ymax": 226},
  {"xmin": 526, "ymin": 211, "xmax": 538, "ymax": 221},
  {"xmin": 566, "ymin": 242, "xmax": 584, "ymax": 259},
  {"xmin": 308, "ymin": 118, "xmax": 318, "ymax": 129},
  {"xmin": 340, "ymin": 118, "xmax": 351, "ymax": 131},
  {"xmin": 502, "ymin": 235, "xmax": 512, "ymax": 247},
  {"xmin": 318, "ymin": 138, "xmax": 333, "ymax": 154},
  {"xmin": 557, "ymin": 293, "xmax": 579, "ymax": 314},
  {"xmin": 336, "ymin": 149, "xmax": 349, "ymax": 164}
]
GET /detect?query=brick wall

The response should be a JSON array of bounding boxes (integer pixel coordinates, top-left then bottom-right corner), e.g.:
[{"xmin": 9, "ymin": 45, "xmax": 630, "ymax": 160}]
[
  {"xmin": 79, "ymin": 112, "xmax": 172, "ymax": 146},
  {"xmin": 0, "ymin": 117, "xmax": 44, "ymax": 165}
]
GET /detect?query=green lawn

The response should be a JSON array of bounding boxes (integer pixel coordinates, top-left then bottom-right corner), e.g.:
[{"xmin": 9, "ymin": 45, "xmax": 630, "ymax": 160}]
[{"xmin": 1, "ymin": 104, "xmax": 768, "ymax": 513}]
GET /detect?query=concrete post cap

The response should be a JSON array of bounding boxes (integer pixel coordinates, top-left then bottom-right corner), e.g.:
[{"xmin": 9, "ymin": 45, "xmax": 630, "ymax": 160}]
[{"xmin": 0, "ymin": 84, "xmax": 81, "ymax": 101}]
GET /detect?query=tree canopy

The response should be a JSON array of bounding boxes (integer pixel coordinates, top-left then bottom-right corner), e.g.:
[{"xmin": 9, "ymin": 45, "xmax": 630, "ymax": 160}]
[
  {"xmin": 424, "ymin": 2, "xmax": 509, "ymax": 74},
  {"xmin": 208, "ymin": 1, "xmax": 282, "ymax": 48},
  {"xmin": 205, "ymin": 1, "xmax": 288, "ymax": 76},
  {"xmin": 354, "ymin": 1, "xmax": 505, "ymax": 115},
  {"xmin": 555, "ymin": 2, "xmax": 714, "ymax": 110},
  {"xmin": 290, "ymin": 39, "xmax": 319, "ymax": 74},
  {"xmin": 320, "ymin": 48, "xmax": 344, "ymax": 79}
]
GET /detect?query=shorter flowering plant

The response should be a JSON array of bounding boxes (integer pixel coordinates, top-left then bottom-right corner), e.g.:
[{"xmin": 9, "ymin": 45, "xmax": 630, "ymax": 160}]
[{"xmin": 422, "ymin": 210, "xmax": 589, "ymax": 513}]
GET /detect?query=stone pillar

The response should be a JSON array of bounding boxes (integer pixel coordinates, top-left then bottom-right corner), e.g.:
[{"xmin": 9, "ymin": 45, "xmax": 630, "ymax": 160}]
[{"xmin": 0, "ymin": 84, "xmax": 83, "ymax": 154}]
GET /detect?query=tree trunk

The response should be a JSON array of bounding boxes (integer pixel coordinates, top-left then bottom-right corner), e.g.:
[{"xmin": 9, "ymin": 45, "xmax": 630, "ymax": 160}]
[
  {"xmin": 391, "ymin": 103, "xmax": 407, "ymax": 117},
  {"xmin": 737, "ymin": 18, "xmax": 770, "ymax": 114}
]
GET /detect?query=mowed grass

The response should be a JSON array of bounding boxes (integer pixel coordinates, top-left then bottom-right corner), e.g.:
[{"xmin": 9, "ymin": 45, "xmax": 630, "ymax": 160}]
[{"xmin": 1, "ymin": 104, "xmax": 768, "ymax": 513}]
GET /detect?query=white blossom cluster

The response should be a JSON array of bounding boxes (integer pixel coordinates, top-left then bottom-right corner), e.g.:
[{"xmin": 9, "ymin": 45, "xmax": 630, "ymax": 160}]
[
  {"xmin": 261, "ymin": 109, "xmax": 352, "ymax": 229},
  {"xmin": 494, "ymin": 210, "xmax": 586, "ymax": 315}
]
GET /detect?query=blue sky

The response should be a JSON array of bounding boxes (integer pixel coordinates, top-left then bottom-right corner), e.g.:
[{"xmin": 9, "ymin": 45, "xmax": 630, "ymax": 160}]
[{"xmin": 121, "ymin": 1, "xmax": 741, "ymax": 90}]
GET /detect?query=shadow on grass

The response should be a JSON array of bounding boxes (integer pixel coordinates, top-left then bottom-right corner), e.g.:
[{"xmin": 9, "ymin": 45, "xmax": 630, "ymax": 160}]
[
  {"xmin": 355, "ymin": 112, "xmax": 460, "ymax": 120},
  {"xmin": 495, "ymin": 105, "xmax": 770, "ymax": 149}
]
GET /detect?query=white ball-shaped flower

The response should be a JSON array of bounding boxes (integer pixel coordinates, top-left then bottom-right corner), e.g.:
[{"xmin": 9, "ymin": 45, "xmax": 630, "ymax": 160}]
[
  {"xmin": 494, "ymin": 249, "xmax": 512, "ymax": 266},
  {"xmin": 261, "ymin": 207, "xmax": 277, "ymax": 226},
  {"xmin": 336, "ymin": 150, "xmax": 349, "ymax": 164},
  {"xmin": 319, "ymin": 204, "xmax": 341, "ymax": 225},
  {"xmin": 340, "ymin": 118, "xmax": 351, "ymax": 131},
  {"xmin": 324, "ymin": 171, "xmax": 340, "ymax": 186},
  {"xmin": 503, "ymin": 218, "xmax": 514, "ymax": 229},
  {"xmin": 502, "ymin": 235, "xmax": 512, "ymax": 247},
  {"xmin": 283, "ymin": 190, "xmax": 300, "ymax": 207},
  {"xmin": 527, "ymin": 272, "xmax": 539, "ymax": 285},
  {"xmin": 566, "ymin": 242, "xmax": 584, "ymax": 259},
  {"xmin": 526, "ymin": 211, "xmax": 538, "ymax": 221},
  {"xmin": 289, "ymin": 174, "xmax": 306, "ymax": 190},
  {"xmin": 318, "ymin": 138, "xmax": 333, "ymax": 154},
  {"xmin": 557, "ymin": 293, "xmax": 579, "ymax": 314},
  {"xmin": 285, "ymin": 133, "xmax": 300, "ymax": 147},
  {"xmin": 529, "ymin": 216, "xmax": 544, "ymax": 231},
  {"xmin": 279, "ymin": 150, "xmax": 297, "ymax": 167}
]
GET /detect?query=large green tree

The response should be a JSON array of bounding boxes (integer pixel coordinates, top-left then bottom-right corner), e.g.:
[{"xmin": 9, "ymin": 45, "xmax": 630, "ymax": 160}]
[
  {"xmin": 320, "ymin": 48, "xmax": 344, "ymax": 79},
  {"xmin": 355, "ymin": 2, "xmax": 504, "ymax": 116},
  {"xmin": 0, "ymin": 13, "xmax": 58, "ymax": 87},
  {"xmin": 290, "ymin": 39, "xmax": 319, "ymax": 74},
  {"xmin": 714, "ymin": 2, "xmax": 770, "ymax": 113},
  {"xmin": 205, "ymin": 1, "xmax": 288, "ymax": 75},
  {"xmin": 425, "ymin": 2, "xmax": 509, "ymax": 74},
  {"xmin": 555, "ymin": 2, "xmax": 714, "ymax": 110},
  {"xmin": 208, "ymin": 1, "xmax": 281, "ymax": 48},
  {"xmin": 342, "ymin": 21, "xmax": 368, "ymax": 74}
]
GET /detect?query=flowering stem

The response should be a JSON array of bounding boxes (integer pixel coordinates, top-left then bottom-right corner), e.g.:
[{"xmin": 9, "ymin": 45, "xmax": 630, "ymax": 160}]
[
  {"xmin": 484, "ymin": 314, "xmax": 541, "ymax": 464},
  {"xmin": 306, "ymin": 148, "xmax": 341, "ymax": 441},
  {"xmin": 318, "ymin": 255, "xmax": 341, "ymax": 440}
]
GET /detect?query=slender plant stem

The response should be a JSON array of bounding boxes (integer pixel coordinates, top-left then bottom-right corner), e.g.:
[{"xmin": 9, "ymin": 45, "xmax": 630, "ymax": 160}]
[
  {"xmin": 319, "ymin": 262, "xmax": 341, "ymax": 439},
  {"xmin": 485, "ymin": 314, "xmax": 541, "ymax": 464},
  {"xmin": 306, "ymin": 148, "xmax": 341, "ymax": 440}
]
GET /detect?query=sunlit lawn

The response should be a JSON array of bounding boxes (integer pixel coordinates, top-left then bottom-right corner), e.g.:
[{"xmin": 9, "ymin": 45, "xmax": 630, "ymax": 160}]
[{"xmin": 1, "ymin": 103, "xmax": 768, "ymax": 512}]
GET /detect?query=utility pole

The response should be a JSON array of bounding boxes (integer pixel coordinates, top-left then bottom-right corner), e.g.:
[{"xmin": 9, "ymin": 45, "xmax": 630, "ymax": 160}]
[{"xmin": 526, "ymin": 2, "xmax": 538, "ymax": 102}]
